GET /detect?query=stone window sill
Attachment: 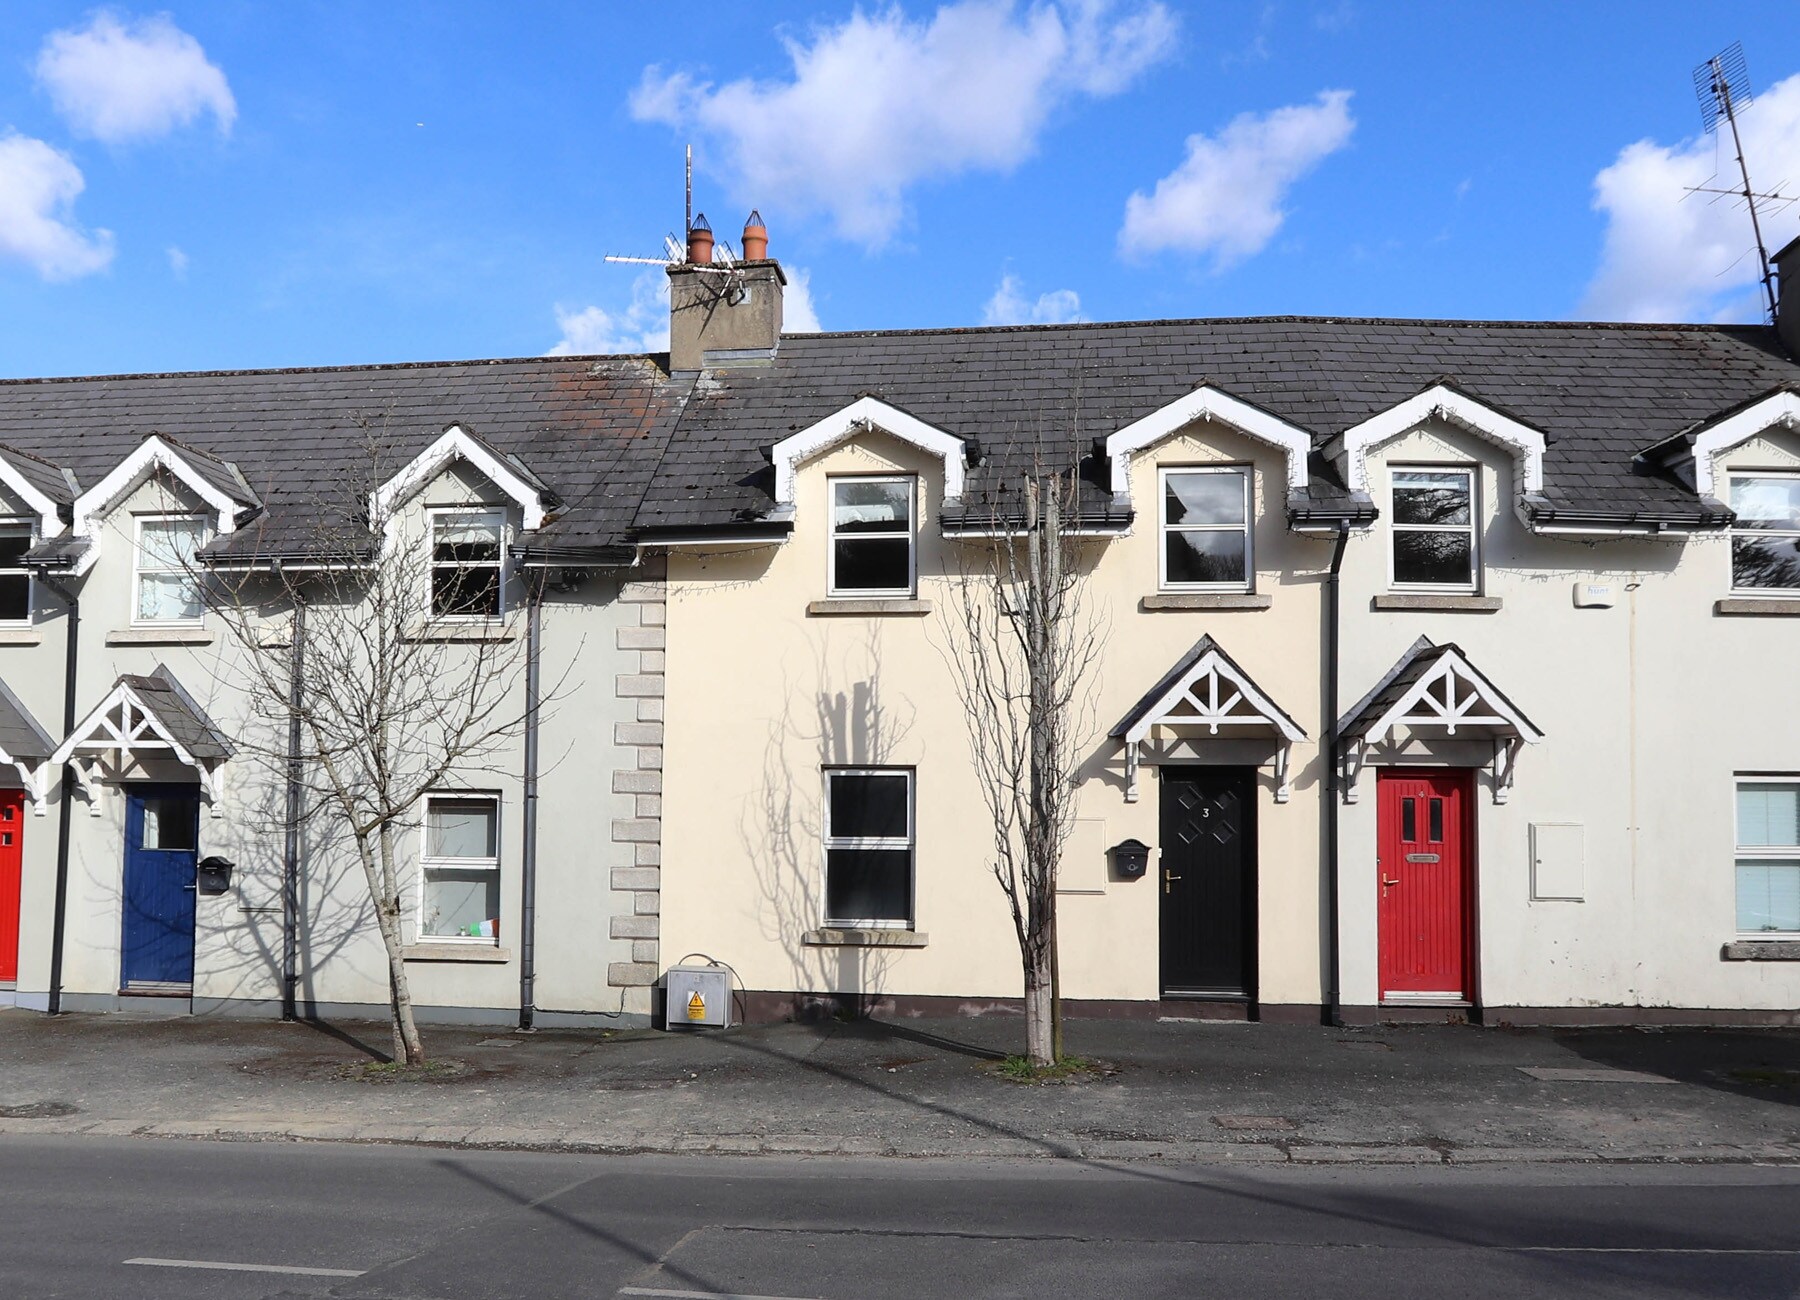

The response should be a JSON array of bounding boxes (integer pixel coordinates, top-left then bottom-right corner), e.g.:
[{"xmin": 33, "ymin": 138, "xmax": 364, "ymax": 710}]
[
  {"xmin": 1141, "ymin": 593, "xmax": 1271, "ymax": 612},
  {"xmin": 107, "ymin": 626, "xmax": 215, "ymax": 645},
  {"xmin": 802, "ymin": 928, "xmax": 928, "ymax": 948},
  {"xmin": 805, "ymin": 599, "xmax": 932, "ymax": 617},
  {"xmin": 404, "ymin": 620, "xmax": 520, "ymax": 643},
  {"xmin": 1372, "ymin": 594, "xmax": 1502, "ymax": 613},
  {"xmin": 1721, "ymin": 940, "xmax": 1800, "ymax": 961},
  {"xmin": 0, "ymin": 629, "xmax": 43, "ymax": 646},
  {"xmin": 402, "ymin": 944, "xmax": 511, "ymax": 963},
  {"xmin": 1715, "ymin": 598, "xmax": 1800, "ymax": 617}
]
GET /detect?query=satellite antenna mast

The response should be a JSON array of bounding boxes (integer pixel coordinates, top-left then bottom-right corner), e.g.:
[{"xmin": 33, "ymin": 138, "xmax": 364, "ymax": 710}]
[
  {"xmin": 685, "ymin": 144, "xmax": 693, "ymax": 234},
  {"xmin": 1692, "ymin": 43, "xmax": 1785, "ymax": 321}
]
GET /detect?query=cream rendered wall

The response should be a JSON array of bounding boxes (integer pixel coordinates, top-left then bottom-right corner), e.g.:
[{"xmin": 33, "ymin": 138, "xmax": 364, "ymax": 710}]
[
  {"xmin": 15, "ymin": 461, "xmax": 644, "ymax": 1022},
  {"xmin": 663, "ymin": 419, "xmax": 1333, "ymax": 1007},
  {"xmin": 1335, "ymin": 417, "xmax": 1800, "ymax": 1013}
]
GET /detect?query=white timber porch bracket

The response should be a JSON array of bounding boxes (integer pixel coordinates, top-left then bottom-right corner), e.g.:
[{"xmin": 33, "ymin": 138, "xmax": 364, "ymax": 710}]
[
  {"xmin": 371, "ymin": 423, "xmax": 554, "ymax": 540},
  {"xmin": 52, "ymin": 680, "xmax": 227, "ymax": 815},
  {"xmin": 1338, "ymin": 639, "xmax": 1543, "ymax": 805},
  {"xmin": 1687, "ymin": 390, "xmax": 1800, "ymax": 500},
  {"xmin": 768, "ymin": 397, "xmax": 970, "ymax": 512},
  {"xmin": 1111, "ymin": 634, "xmax": 1306, "ymax": 804},
  {"xmin": 1103, "ymin": 385, "xmax": 1312, "ymax": 510},
  {"xmin": 1334, "ymin": 384, "xmax": 1546, "ymax": 516},
  {"xmin": 1, "ymin": 754, "xmax": 50, "ymax": 817}
]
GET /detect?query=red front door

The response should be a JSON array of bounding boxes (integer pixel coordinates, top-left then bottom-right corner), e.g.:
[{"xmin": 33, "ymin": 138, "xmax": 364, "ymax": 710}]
[
  {"xmin": 1377, "ymin": 769, "xmax": 1473, "ymax": 1002},
  {"xmin": 0, "ymin": 790, "xmax": 22, "ymax": 983}
]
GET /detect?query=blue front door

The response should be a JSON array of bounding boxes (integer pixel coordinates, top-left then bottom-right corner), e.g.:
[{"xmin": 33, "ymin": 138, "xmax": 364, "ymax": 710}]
[{"xmin": 120, "ymin": 785, "xmax": 200, "ymax": 989}]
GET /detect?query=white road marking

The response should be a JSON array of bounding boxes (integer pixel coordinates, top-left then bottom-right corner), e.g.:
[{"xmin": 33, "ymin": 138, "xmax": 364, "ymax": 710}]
[
  {"xmin": 124, "ymin": 1256, "xmax": 365, "ymax": 1277},
  {"xmin": 1512, "ymin": 1246, "xmax": 1800, "ymax": 1255},
  {"xmin": 618, "ymin": 1288, "xmax": 820, "ymax": 1300}
]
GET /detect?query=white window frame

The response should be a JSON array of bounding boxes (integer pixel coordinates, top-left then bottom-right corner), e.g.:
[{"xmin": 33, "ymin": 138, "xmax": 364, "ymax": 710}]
[
  {"xmin": 427, "ymin": 506, "xmax": 507, "ymax": 621},
  {"xmin": 827, "ymin": 475, "xmax": 916, "ymax": 599},
  {"xmin": 1389, "ymin": 465, "xmax": 1479, "ymax": 594},
  {"xmin": 1158, "ymin": 465, "xmax": 1253, "ymax": 593},
  {"xmin": 0, "ymin": 517, "xmax": 35, "ymax": 627},
  {"xmin": 822, "ymin": 766, "xmax": 915, "ymax": 929},
  {"xmin": 417, "ymin": 791, "xmax": 502, "ymax": 945},
  {"xmin": 1734, "ymin": 775, "xmax": 1800, "ymax": 938},
  {"xmin": 1727, "ymin": 471, "xmax": 1800, "ymax": 596},
  {"xmin": 131, "ymin": 512, "xmax": 209, "ymax": 628}
]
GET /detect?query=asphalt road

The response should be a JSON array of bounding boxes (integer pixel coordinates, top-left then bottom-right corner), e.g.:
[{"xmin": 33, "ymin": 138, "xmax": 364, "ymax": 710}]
[{"xmin": 3, "ymin": 1137, "xmax": 1799, "ymax": 1299}]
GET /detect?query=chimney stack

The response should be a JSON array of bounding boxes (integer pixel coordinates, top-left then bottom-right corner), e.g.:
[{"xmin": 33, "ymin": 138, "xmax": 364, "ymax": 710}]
[
  {"xmin": 1776, "ymin": 235, "xmax": 1800, "ymax": 359},
  {"xmin": 667, "ymin": 210, "xmax": 786, "ymax": 372}
]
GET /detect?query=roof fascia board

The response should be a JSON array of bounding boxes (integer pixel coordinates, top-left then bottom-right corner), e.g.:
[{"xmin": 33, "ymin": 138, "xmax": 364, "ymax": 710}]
[
  {"xmin": 769, "ymin": 397, "xmax": 968, "ymax": 509},
  {"xmin": 370, "ymin": 424, "xmax": 551, "ymax": 533},
  {"xmin": 1359, "ymin": 647, "xmax": 1545, "ymax": 745},
  {"xmin": 1119, "ymin": 643, "xmax": 1308, "ymax": 746},
  {"xmin": 1104, "ymin": 386, "xmax": 1312, "ymax": 504},
  {"xmin": 73, "ymin": 435, "xmax": 244, "ymax": 539},
  {"xmin": 0, "ymin": 451, "xmax": 68, "ymax": 538},
  {"xmin": 1689, "ymin": 390, "xmax": 1800, "ymax": 499},
  {"xmin": 1337, "ymin": 385, "xmax": 1546, "ymax": 496}
]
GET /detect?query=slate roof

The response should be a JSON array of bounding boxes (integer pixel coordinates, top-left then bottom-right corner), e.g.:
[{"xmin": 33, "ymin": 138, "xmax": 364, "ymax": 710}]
[
  {"xmin": 0, "ymin": 356, "xmax": 691, "ymax": 562},
  {"xmin": 0, "ymin": 445, "xmax": 77, "ymax": 507},
  {"xmin": 0, "ymin": 676, "xmax": 55, "ymax": 762},
  {"xmin": 641, "ymin": 317, "xmax": 1800, "ymax": 531},
  {"xmin": 118, "ymin": 667, "xmax": 233, "ymax": 762},
  {"xmin": 1339, "ymin": 637, "xmax": 1541, "ymax": 742}
]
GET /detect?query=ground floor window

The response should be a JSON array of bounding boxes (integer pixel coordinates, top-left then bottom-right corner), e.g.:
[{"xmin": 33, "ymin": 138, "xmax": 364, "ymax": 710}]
[
  {"xmin": 1736, "ymin": 779, "xmax": 1800, "ymax": 934},
  {"xmin": 824, "ymin": 768, "xmax": 913, "ymax": 927},
  {"xmin": 420, "ymin": 793, "xmax": 500, "ymax": 941}
]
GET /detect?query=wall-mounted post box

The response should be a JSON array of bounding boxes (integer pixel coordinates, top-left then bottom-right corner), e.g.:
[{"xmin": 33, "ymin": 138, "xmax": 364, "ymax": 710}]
[
  {"xmin": 196, "ymin": 856, "xmax": 234, "ymax": 894},
  {"xmin": 1111, "ymin": 838, "xmax": 1151, "ymax": 880}
]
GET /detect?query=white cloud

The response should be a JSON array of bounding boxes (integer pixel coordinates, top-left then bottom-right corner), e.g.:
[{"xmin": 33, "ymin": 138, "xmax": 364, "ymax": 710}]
[
  {"xmin": 35, "ymin": 11, "xmax": 236, "ymax": 144},
  {"xmin": 548, "ymin": 267, "xmax": 823, "ymax": 355},
  {"xmin": 1581, "ymin": 72, "xmax": 1800, "ymax": 322},
  {"xmin": 1119, "ymin": 89, "xmax": 1354, "ymax": 268},
  {"xmin": 982, "ymin": 273, "xmax": 1083, "ymax": 325},
  {"xmin": 0, "ymin": 134, "xmax": 114, "ymax": 280},
  {"xmin": 166, "ymin": 244, "xmax": 188, "ymax": 277},
  {"xmin": 631, "ymin": 1, "xmax": 1177, "ymax": 246}
]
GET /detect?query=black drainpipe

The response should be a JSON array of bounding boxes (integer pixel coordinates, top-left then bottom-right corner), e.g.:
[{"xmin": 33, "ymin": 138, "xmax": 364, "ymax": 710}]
[
  {"xmin": 281, "ymin": 592, "xmax": 306, "ymax": 1022},
  {"xmin": 518, "ymin": 572, "xmax": 544, "ymax": 1030},
  {"xmin": 39, "ymin": 572, "xmax": 78, "ymax": 1017},
  {"xmin": 1323, "ymin": 522, "xmax": 1349, "ymax": 1028}
]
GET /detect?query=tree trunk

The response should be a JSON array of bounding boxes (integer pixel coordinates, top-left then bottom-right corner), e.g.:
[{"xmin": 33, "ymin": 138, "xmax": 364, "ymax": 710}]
[{"xmin": 1024, "ymin": 945, "xmax": 1055, "ymax": 1067}]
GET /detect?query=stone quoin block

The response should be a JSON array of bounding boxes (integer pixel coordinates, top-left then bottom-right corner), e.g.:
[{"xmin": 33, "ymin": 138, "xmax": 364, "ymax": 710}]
[
  {"xmin": 616, "ymin": 674, "xmax": 665, "ymax": 699},
  {"xmin": 631, "ymin": 940, "xmax": 658, "ymax": 963},
  {"xmin": 611, "ymin": 866, "xmax": 661, "ymax": 891},
  {"xmin": 614, "ymin": 722, "xmax": 664, "ymax": 747},
  {"xmin": 607, "ymin": 961, "xmax": 659, "ymax": 987},
  {"xmin": 612, "ymin": 769, "xmax": 662, "ymax": 794},
  {"xmin": 610, "ymin": 914, "xmax": 659, "ymax": 940},
  {"xmin": 635, "ymin": 794, "xmax": 662, "ymax": 818},
  {"xmin": 610, "ymin": 818, "xmax": 660, "ymax": 843},
  {"xmin": 616, "ymin": 625, "xmax": 666, "ymax": 650},
  {"xmin": 635, "ymin": 842, "xmax": 661, "ymax": 867},
  {"xmin": 634, "ymin": 890, "xmax": 660, "ymax": 916}
]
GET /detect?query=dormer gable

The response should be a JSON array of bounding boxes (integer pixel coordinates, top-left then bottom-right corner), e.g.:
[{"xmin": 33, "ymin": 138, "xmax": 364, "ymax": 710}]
[
  {"xmin": 369, "ymin": 424, "xmax": 556, "ymax": 535},
  {"xmin": 0, "ymin": 442, "xmax": 77, "ymax": 538},
  {"xmin": 1639, "ymin": 387, "xmax": 1800, "ymax": 502},
  {"xmin": 1329, "ymin": 381, "xmax": 1547, "ymax": 500},
  {"xmin": 1102, "ymin": 384, "xmax": 1313, "ymax": 507},
  {"xmin": 767, "ymin": 396, "xmax": 971, "ymax": 516},
  {"xmin": 73, "ymin": 434, "xmax": 260, "ymax": 539}
]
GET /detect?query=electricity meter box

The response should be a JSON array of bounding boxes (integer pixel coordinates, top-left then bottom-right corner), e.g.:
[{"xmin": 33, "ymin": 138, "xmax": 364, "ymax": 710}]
[{"xmin": 664, "ymin": 963, "xmax": 732, "ymax": 1030}]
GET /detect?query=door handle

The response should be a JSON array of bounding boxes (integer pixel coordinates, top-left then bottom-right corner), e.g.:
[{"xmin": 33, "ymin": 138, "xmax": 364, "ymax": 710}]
[
  {"xmin": 1163, "ymin": 869, "xmax": 1182, "ymax": 895},
  {"xmin": 181, "ymin": 884, "xmax": 197, "ymax": 892},
  {"xmin": 1381, "ymin": 877, "xmax": 1400, "ymax": 891}
]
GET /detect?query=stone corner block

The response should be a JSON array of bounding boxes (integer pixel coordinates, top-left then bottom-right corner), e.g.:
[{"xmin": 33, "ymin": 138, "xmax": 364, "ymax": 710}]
[{"xmin": 607, "ymin": 961, "xmax": 661, "ymax": 988}]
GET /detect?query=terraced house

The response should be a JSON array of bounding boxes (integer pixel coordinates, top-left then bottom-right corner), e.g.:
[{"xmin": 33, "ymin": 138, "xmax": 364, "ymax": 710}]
[{"xmin": 5, "ymin": 223, "xmax": 1800, "ymax": 1028}]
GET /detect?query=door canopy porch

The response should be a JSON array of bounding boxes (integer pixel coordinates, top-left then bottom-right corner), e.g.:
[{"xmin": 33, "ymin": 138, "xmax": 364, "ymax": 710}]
[
  {"xmin": 1110, "ymin": 634, "xmax": 1307, "ymax": 804},
  {"xmin": 0, "ymin": 677, "xmax": 57, "ymax": 815},
  {"xmin": 51, "ymin": 666, "xmax": 233, "ymax": 814},
  {"xmin": 1339, "ymin": 637, "xmax": 1543, "ymax": 805}
]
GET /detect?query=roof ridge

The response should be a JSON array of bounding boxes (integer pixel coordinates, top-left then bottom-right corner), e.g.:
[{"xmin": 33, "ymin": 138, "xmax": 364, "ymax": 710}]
[
  {"xmin": 0, "ymin": 352, "xmax": 673, "ymax": 388},
  {"xmin": 775, "ymin": 316, "xmax": 1779, "ymax": 342}
]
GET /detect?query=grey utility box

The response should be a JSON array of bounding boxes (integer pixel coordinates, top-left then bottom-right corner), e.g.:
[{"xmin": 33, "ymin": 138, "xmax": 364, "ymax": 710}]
[{"xmin": 665, "ymin": 963, "xmax": 732, "ymax": 1030}]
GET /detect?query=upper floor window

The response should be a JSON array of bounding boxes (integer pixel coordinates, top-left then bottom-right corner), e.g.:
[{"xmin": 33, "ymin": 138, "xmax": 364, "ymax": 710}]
[
  {"xmin": 430, "ymin": 508, "xmax": 504, "ymax": 619},
  {"xmin": 824, "ymin": 767, "xmax": 914, "ymax": 928},
  {"xmin": 1728, "ymin": 473, "xmax": 1800, "ymax": 592},
  {"xmin": 1160, "ymin": 467, "xmax": 1251, "ymax": 591},
  {"xmin": 0, "ymin": 519, "xmax": 33, "ymax": 625},
  {"xmin": 829, "ymin": 476, "xmax": 915, "ymax": 597},
  {"xmin": 134, "ymin": 513, "xmax": 208, "ymax": 625},
  {"xmin": 1736, "ymin": 779, "xmax": 1800, "ymax": 935},
  {"xmin": 420, "ymin": 792, "xmax": 501, "ymax": 942},
  {"xmin": 1391, "ymin": 467, "xmax": 1477, "ymax": 591}
]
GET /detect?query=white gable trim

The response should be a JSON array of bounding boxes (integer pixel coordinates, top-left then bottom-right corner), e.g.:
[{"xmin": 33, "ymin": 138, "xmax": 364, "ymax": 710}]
[
  {"xmin": 1691, "ymin": 391, "xmax": 1800, "ymax": 499},
  {"xmin": 371, "ymin": 425, "xmax": 550, "ymax": 533},
  {"xmin": 73, "ymin": 436, "xmax": 244, "ymax": 539},
  {"xmin": 1340, "ymin": 385, "xmax": 1545, "ymax": 495},
  {"xmin": 52, "ymin": 679, "xmax": 224, "ymax": 810},
  {"xmin": 1104, "ymin": 386, "xmax": 1312, "ymax": 503},
  {"xmin": 0, "ymin": 460, "xmax": 65, "ymax": 540},
  {"xmin": 770, "ymin": 397, "xmax": 968, "ymax": 508}
]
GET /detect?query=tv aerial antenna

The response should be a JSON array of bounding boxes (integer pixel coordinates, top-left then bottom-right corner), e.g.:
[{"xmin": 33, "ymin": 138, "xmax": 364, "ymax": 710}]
[
  {"xmin": 1689, "ymin": 43, "xmax": 1794, "ymax": 322},
  {"xmin": 603, "ymin": 144, "xmax": 741, "ymax": 278}
]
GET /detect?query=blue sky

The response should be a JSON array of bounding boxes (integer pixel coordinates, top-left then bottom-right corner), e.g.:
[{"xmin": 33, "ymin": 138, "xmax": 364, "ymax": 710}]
[{"xmin": 2, "ymin": 2, "xmax": 1800, "ymax": 378}]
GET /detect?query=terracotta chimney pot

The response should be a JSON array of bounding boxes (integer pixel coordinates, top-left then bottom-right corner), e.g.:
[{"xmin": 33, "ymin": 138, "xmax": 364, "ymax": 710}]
[
  {"xmin": 741, "ymin": 210, "xmax": 768, "ymax": 262},
  {"xmin": 686, "ymin": 214, "xmax": 714, "ymax": 265}
]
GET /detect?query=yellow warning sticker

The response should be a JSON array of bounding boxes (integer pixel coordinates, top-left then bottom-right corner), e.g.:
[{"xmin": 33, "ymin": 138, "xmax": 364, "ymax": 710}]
[{"xmin": 686, "ymin": 990, "xmax": 706, "ymax": 1021}]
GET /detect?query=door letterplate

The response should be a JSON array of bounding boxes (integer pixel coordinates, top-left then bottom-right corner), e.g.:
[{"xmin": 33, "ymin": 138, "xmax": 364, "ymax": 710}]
[{"xmin": 1405, "ymin": 853, "xmax": 1440, "ymax": 863}]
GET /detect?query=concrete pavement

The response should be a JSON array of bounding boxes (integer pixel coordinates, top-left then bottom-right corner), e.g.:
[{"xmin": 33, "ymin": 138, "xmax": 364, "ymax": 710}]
[{"xmin": 5, "ymin": 1008, "xmax": 1800, "ymax": 1164}]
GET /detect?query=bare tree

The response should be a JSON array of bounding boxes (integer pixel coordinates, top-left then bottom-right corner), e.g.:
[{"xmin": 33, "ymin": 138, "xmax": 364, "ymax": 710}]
[
  {"xmin": 942, "ymin": 470, "xmax": 1105, "ymax": 1067},
  {"xmin": 197, "ymin": 438, "xmax": 537, "ymax": 1065}
]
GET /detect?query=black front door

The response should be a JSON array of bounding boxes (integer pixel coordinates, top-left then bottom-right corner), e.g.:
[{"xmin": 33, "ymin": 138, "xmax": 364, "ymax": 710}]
[{"xmin": 1159, "ymin": 766, "xmax": 1256, "ymax": 999}]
